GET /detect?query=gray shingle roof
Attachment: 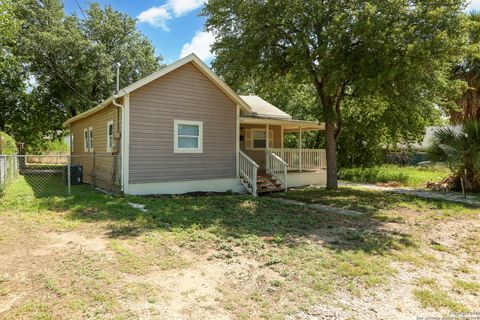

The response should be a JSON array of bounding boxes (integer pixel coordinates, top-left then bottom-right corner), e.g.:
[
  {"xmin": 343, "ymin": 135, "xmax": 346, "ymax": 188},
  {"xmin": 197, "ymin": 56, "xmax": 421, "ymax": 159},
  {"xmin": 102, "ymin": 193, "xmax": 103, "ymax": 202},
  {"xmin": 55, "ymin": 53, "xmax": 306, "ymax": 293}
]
[{"xmin": 240, "ymin": 95, "xmax": 292, "ymax": 119}]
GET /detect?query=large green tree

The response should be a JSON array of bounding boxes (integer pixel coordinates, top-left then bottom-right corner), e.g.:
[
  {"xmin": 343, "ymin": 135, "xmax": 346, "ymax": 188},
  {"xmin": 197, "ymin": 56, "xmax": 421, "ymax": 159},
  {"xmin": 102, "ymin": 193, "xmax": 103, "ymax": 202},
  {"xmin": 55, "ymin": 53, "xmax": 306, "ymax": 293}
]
[
  {"xmin": 0, "ymin": 0, "xmax": 27, "ymax": 134},
  {"xmin": 15, "ymin": 0, "xmax": 162, "ymax": 117},
  {"xmin": 203, "ymin": 0, "xmax": 468, "ymax": 189},
  {"xmin": 452, "ymin": 11, "xmax": 480, "ymax": 123},
  {"xmin": 2, "ymin": 0, "xmax": 162, "ymax": 149}
]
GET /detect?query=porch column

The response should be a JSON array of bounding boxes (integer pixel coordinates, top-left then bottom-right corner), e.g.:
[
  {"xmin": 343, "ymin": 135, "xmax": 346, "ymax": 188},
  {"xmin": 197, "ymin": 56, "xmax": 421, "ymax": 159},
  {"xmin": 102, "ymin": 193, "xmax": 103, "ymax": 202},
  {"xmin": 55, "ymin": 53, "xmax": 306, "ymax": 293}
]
[
  {"xmin": 266, "ymin": 124, "xmax": 269, "ymax": 172},
  {"xmin": 266, "ymin": 124, "xmax": 269, "ymax": 149},
  {"xmin": 298, "ymin": 126, "xmax": 302, "ymax": 172},
  {"xmin": 281, "ymin": 126, "xmax": 284, "ymax": 148}
]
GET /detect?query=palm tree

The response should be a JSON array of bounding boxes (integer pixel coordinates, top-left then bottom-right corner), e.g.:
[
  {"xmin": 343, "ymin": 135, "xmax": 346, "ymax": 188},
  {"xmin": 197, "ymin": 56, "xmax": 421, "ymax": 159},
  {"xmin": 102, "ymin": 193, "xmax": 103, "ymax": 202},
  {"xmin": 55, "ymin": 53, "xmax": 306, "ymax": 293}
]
[
  {"xmin": 428, "ymin": 121, "xmax": 480, "ymax": 191},
  {"xmin": 451, "ymin": 12, "xmax": 480, "ymax": 123}
]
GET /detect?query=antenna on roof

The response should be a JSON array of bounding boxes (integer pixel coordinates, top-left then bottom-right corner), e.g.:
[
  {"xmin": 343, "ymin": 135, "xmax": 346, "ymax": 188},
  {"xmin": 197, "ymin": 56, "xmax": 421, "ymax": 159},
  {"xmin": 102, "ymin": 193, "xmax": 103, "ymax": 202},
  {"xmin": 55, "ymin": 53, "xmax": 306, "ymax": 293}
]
[{"xmin": 115, "ymin": 62, "xmax": 121, "ymax": 93}]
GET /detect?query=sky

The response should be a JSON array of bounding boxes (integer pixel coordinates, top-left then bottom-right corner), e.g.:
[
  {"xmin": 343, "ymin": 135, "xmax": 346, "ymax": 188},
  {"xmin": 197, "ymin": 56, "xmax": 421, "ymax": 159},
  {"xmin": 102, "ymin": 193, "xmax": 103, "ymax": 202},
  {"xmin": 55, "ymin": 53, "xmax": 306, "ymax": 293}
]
[
  {"xmin": 62, "ymin": 0, "xmax": 212, "ymax": 64},
  {"xmin": 63, "ymin": 0, "xmax": 480, "ymax": 65}
]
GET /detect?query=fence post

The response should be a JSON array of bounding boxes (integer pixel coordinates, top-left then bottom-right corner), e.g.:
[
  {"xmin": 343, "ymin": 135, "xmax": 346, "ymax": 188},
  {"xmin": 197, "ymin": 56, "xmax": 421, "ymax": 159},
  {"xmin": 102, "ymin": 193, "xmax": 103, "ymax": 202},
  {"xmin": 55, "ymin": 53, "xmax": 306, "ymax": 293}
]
[
  {"xmin": 67, "ymin": 156, "xmax": 71, "ymax": 195},
  {"xmin": 0, "ymin": 156, "xmax": 4, "ymax": 187}
]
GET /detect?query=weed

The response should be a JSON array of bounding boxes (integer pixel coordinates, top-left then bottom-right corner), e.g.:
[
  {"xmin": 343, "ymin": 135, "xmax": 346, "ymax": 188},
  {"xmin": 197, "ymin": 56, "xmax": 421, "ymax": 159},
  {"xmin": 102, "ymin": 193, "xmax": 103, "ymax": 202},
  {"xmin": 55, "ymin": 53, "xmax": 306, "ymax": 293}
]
[{"xmin": 452, "ymin": 279, "xmax": 480, "ymax": 294}]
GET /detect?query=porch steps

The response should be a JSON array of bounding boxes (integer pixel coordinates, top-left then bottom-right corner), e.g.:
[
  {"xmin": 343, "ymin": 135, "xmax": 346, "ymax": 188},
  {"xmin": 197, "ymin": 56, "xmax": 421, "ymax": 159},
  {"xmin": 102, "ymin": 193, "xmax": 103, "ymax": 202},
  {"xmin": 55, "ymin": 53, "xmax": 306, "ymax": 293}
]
[{"xmin": 257, "ymin": 174, "xmax": 284, "ymax": 194}]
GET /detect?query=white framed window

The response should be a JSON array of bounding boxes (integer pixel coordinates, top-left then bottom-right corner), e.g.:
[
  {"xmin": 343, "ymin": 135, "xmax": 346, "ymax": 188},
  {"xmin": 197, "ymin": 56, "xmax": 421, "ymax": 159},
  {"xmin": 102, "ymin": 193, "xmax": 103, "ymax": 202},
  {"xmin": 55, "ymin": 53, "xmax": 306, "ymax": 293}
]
[
  {"xmin": 246, "ymin": 128, "xmax": 273, "ymax": 150},
  {"xmin": 106, "ymin": 120, "xmax": 114, "ymax": 152},
  {"xmin": 174, "ymin": 120, "xmax": 203, "ymax": 153},
  {"xmin": 88, "ymin": 127, "xmax": 94, "ymax": 152},
  {"xmin": 84, "ymin": 127, "xmax": 94, "ymax": 152},
  {"xmin": 83, "ymin": 129, "xmax": 89, "ymax": 152}
]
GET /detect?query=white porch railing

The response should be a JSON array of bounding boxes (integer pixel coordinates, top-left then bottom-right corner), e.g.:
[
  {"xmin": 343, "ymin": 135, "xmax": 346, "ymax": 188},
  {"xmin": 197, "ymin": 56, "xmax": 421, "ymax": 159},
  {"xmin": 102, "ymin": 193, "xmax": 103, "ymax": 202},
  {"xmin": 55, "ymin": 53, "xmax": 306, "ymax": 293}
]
[
  {"xmin": 239, "ymin": 150, "xmax": 259, "ymax": 196},
  {"xmin": 268, "ymin": 148, "xmax": 326, "ymax": 171},
  {"xmin": 266, "ymin": 151, "xmax": 288, "ymax": 191}
]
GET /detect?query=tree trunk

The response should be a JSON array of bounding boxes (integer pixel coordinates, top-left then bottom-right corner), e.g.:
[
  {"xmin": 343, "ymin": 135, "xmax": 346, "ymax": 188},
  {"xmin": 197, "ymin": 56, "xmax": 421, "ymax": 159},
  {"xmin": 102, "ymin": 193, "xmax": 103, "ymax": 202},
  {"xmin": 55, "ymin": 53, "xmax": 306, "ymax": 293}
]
[
  {"xmin": 310, "ymin": 75, "xmax": 339, "ymax": 189},
  {"xmin": 325, "ymin": 121, "xmax": 338, "ymax": 189}
]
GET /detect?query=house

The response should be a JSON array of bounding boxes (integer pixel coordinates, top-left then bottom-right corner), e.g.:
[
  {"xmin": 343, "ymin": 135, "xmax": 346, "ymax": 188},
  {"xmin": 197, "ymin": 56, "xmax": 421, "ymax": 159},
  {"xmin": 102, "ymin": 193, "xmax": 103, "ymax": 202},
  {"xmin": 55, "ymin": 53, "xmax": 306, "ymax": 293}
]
[
  {"xmin": 388, "ymin": 125, "xmax": 460, "ymax": 165},
  {"xmin": 63, "ymin": 54, "xmax": 326, "ymax": 196}
]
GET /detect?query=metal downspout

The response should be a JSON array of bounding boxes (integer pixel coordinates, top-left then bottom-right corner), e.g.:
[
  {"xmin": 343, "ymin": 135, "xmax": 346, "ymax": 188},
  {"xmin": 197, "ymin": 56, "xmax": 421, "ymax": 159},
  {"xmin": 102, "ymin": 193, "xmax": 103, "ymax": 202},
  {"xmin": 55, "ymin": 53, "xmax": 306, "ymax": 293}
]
[{"xmin": 112, "ymin": 96, "xmax": 125, "ymax": 192}]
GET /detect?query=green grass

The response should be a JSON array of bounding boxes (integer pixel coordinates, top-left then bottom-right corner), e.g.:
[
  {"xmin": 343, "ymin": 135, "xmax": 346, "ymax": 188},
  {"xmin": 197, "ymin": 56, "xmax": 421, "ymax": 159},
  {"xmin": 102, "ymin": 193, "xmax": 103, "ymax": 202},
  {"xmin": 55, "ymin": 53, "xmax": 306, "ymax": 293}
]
[
  {"xmin": 339, "ymin": 164, "xmax": 450, "ymax": 188},
  {"xmin": 1, "ymin": 177, "xmax": 479, "ymax": 319},
  {"xmin": 413, "ymin": 289, "xmax": 467, "ymax": 312},
  {"xmin": 452, "ymin": 279, "xmax": 480, "ymax": 294},
  {"xmin": 273, "ymin": 187, "xmax": 479, "ymax": 219}
]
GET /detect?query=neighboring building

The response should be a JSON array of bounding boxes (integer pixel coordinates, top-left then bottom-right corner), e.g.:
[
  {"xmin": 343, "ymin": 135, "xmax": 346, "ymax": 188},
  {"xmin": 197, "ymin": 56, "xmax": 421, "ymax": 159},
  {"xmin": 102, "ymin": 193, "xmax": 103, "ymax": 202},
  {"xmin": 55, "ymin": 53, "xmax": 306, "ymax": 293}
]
[
  {"xmin": 63, "ymin": 54, "xmax": 326, "ymax": 195},
  {"xmin": 388, "ymin": 125, "xmax": 460, "ymax": 165}
]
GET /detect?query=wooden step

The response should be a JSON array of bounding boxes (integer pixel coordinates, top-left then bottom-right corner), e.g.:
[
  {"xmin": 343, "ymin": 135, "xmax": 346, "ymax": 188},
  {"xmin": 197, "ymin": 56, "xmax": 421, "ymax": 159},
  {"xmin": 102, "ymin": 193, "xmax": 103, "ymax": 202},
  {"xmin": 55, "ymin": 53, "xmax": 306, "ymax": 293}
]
[{"xmin": 256, "ymin": 174, "xmax": 284, "ymax": 194}]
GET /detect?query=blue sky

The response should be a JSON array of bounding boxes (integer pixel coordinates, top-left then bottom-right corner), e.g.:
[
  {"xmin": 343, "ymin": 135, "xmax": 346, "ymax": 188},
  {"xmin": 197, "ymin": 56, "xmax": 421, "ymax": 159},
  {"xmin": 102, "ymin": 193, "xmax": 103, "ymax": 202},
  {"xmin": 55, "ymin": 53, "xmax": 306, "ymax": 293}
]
[
  {"xmin": 63, "ymin": 0, "xmax": 480, "ymax": 65},
  {"xmin": 63, "ymin": 0, "xmax": 211, "ymax": 64}
]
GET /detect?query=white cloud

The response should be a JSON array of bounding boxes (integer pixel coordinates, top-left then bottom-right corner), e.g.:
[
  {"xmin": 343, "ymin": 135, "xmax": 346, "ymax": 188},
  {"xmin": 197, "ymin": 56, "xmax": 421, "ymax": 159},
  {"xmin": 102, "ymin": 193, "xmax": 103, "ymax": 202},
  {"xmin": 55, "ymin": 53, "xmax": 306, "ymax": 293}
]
[
  {"xmin": 168, "ymin": 0, "xmax": 205, "ymax": 16},
  {"xmin": 180, "ymin": 31, "xmax": 215, "ymax": 61},
  {"xmin": 467, "ymin": 0, "xmax": 480, "ymax": 11},
  {"xmin": 137, "ymin": 5, "xmax": 172, "ymax": 31},
  {"xmin": 138, "ymin": 0, "xmax": 206, "ymax": 30}
]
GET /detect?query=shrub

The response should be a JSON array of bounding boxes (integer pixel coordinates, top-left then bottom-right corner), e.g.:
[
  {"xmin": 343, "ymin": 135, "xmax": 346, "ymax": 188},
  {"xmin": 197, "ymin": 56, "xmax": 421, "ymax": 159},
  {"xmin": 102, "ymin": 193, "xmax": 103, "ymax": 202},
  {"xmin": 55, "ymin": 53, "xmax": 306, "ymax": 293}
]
[
  {"xmin": 428, "ymin": 121, "xmax": 480, "ymax": 192},
  {"xmin": 0, "ymin": 132, "xmax": 17, "ymax": 155}
]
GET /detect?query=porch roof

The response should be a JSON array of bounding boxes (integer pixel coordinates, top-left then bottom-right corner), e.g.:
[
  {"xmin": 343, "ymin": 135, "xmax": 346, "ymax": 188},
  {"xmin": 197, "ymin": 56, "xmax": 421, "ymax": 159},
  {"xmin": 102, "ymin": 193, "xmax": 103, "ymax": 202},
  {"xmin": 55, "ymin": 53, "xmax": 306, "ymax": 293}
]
[
  {"xmin": 239, "ymin": 116, "xmax": 325, "ymax": 131},
  {"xmin": 240, "ymin": 95, "xmax": 292, "ymax": 119}
]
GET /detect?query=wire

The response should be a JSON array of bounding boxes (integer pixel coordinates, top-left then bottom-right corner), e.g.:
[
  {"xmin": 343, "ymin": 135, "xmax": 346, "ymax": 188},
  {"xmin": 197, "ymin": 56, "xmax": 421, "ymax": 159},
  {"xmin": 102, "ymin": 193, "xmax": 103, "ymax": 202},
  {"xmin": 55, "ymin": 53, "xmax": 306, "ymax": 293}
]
[
  {"xmin": 38, "ymin": 51, "xmax": 93, "ymax": 104},
  {"xmin": 25, "ymin": 22, "xmax": 95, "ymax": 104},
  {"xmin": 73, "ymin": 0, "xmax": 87, "ymax": 20}
]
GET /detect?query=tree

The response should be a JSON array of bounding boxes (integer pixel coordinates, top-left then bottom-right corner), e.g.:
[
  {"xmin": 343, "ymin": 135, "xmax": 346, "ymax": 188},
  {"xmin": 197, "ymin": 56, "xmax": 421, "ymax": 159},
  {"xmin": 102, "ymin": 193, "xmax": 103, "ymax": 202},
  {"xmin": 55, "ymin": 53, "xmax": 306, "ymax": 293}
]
[
  {"xmin": 337, "ymin": 94, "xmax": 444, "ymax": 167},
  {"xmin": 2, "ymin": 0, "xmax": 162, "ymax": 149},
  {"xmin": 0, "ymin": 0, "xmax": 27, "ymax": 133},
  {"xmin": 203, "ymin": 0, "xmax": 467, "ymax": 189},
  {"xmin": 451, "ymin": 11, "xmax": 480, "ymax": 123},
  {"xmin": 14, "ymin": 0, "xmax": 162, "ymax": 118},
  {"xmin": 428, "ymin": 121, "xmax": 480, "ymax": 191}
]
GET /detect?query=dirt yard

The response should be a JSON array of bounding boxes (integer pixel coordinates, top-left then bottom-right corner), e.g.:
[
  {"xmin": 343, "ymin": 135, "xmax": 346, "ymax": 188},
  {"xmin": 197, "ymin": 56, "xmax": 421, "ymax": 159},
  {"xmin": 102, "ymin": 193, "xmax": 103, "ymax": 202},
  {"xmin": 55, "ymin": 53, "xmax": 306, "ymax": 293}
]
[{"xmin": 0, "ymin": 178, "xmax": 479, "ymax": 319}]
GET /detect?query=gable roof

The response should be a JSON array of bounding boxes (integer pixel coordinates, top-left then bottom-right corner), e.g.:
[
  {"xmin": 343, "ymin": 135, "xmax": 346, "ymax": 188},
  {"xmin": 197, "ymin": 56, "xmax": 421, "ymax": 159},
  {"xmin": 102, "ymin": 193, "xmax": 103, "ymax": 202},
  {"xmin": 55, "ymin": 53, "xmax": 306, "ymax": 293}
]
[
  {"xmin": 240, "ymin": 95, "xmax": 292, "ymax": 120},
  {"xmin": 63, "ymin": 54, "xmax": 251, "ymax": 126}
]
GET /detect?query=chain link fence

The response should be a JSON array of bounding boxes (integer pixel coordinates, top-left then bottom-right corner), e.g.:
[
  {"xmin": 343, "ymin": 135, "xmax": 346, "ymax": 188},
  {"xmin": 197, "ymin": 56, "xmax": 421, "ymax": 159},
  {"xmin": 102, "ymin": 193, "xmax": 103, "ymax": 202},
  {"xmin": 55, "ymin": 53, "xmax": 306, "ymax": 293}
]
[
  {"xmin": 0, "ymin": 155, "xmax": 20, "ymax": 195},
  {"xmin": 0, "ymin": 154, "xmax": 121, "ymax": 197}
]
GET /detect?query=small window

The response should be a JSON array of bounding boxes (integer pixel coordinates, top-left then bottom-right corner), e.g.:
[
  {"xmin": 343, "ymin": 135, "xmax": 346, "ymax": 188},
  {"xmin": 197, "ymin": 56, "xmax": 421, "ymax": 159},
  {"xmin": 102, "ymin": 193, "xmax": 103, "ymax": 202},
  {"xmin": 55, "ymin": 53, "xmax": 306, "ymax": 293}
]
[
  {"xmin": 84, "ymin": 129, "xmax": 89, "ymax": 152},
  {"xmin": 106, "ymin": 120, "xmax": 114, "ymax": 152},
  {"xmin": 88, "ymin": 127, "xmax": 94, "ymax": 151},
  {"xmin": 71, "ymin": 134, "xmax": 74, "ymax": 153},
  {"xmin": 249, "ymin": 129, "xmax": 274, "ymax": 150},
  {"xmin": 174, "ymin": 120, "xmax": 203, "ymax": 153}
]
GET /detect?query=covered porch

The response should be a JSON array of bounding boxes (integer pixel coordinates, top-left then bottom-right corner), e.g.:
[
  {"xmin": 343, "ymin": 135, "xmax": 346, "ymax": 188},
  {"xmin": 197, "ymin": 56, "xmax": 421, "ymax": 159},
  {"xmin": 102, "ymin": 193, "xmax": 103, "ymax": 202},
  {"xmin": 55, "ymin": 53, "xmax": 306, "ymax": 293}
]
[{"xmin": 238, "ymin": 116, "xmax": 326, "ymax": 195}]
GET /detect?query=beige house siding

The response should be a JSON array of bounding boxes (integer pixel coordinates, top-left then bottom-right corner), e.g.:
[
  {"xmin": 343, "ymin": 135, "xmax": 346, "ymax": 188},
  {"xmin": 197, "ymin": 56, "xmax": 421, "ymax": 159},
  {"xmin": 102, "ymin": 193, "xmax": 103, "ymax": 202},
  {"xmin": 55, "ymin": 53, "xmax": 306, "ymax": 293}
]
[
  {"xmin": 240, "ymin": 124, "xmax": 282, "ymax": 170},
  {"xmin": 70, "ymin": 102, "xmax": 122, "ymax": 191},
  {"xmin": 128, "ymin": 62, "xmax": 237, "ymax": 184}
]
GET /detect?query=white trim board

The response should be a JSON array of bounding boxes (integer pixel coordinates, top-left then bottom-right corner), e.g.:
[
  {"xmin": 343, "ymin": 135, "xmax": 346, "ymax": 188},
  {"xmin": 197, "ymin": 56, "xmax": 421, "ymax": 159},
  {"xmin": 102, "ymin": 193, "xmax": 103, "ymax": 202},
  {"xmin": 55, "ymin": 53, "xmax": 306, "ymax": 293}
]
[
  {"xmin": 123, "ymin": 94, "xmax": 130, "ymax": 194},
  {"xmin": 127, "ymin": 178, "xmax": 245, "ymax": 195},
  {"xmin": 287, "ymin": 171, "xmax": 327, "ymax": 188},
  {"xmin": 240, "ymin": 117, "xmax": 325, "ymax": 131},
  {"xmin": 235, "ymin": 104, "xmax": 240, "ymax": 178}
]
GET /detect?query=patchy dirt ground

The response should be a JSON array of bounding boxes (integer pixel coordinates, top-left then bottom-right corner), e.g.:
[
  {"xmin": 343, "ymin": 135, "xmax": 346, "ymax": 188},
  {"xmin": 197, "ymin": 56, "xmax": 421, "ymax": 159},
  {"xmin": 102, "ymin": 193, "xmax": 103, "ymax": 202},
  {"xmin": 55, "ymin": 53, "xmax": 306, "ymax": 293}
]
[
  {"xmin": 0, "ymin": 227, "xmax": 280, "ymax": 319},
  {"xmin": 0, "ymin": 181, "xmax": 479, "ymax": 319}
]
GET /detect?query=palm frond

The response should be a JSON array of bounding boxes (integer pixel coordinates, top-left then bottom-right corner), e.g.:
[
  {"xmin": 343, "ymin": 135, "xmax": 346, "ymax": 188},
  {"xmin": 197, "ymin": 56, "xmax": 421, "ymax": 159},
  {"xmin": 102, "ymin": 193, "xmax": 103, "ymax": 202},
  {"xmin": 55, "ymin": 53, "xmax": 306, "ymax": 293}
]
[{"xmin": 428, "ymin": 121, "xmax": 480, "ymax": 191}]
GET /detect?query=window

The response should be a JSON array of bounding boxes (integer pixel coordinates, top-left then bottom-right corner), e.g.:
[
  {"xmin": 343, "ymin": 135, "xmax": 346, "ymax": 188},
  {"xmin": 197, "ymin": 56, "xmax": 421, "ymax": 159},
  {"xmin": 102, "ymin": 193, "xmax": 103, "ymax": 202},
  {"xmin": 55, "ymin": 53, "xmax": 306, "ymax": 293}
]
[
  {"xmin": 84, "ymin": 129, "xmax": 89, "ymax": 152},
  {"xmin": 84, "ymin": 127, "xmax": 93, "ymax": 152},
  {"xmin": 88, "ymin": 127, "xmax": 94, "ymax": 151},
  {"xmin": 71, "ymin": 134, "xmax": 74, "ymax": 153},
  {"xmin": 247, "ymin": 129, "xmax": 274, "ymax": 150},
  {"xmin": 106, "ymin": 120, "xmax": 114, "ymax": 152},
  {"xmin": 174, "ymin": 120, "xmax": 203, "ymax": 153}
]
